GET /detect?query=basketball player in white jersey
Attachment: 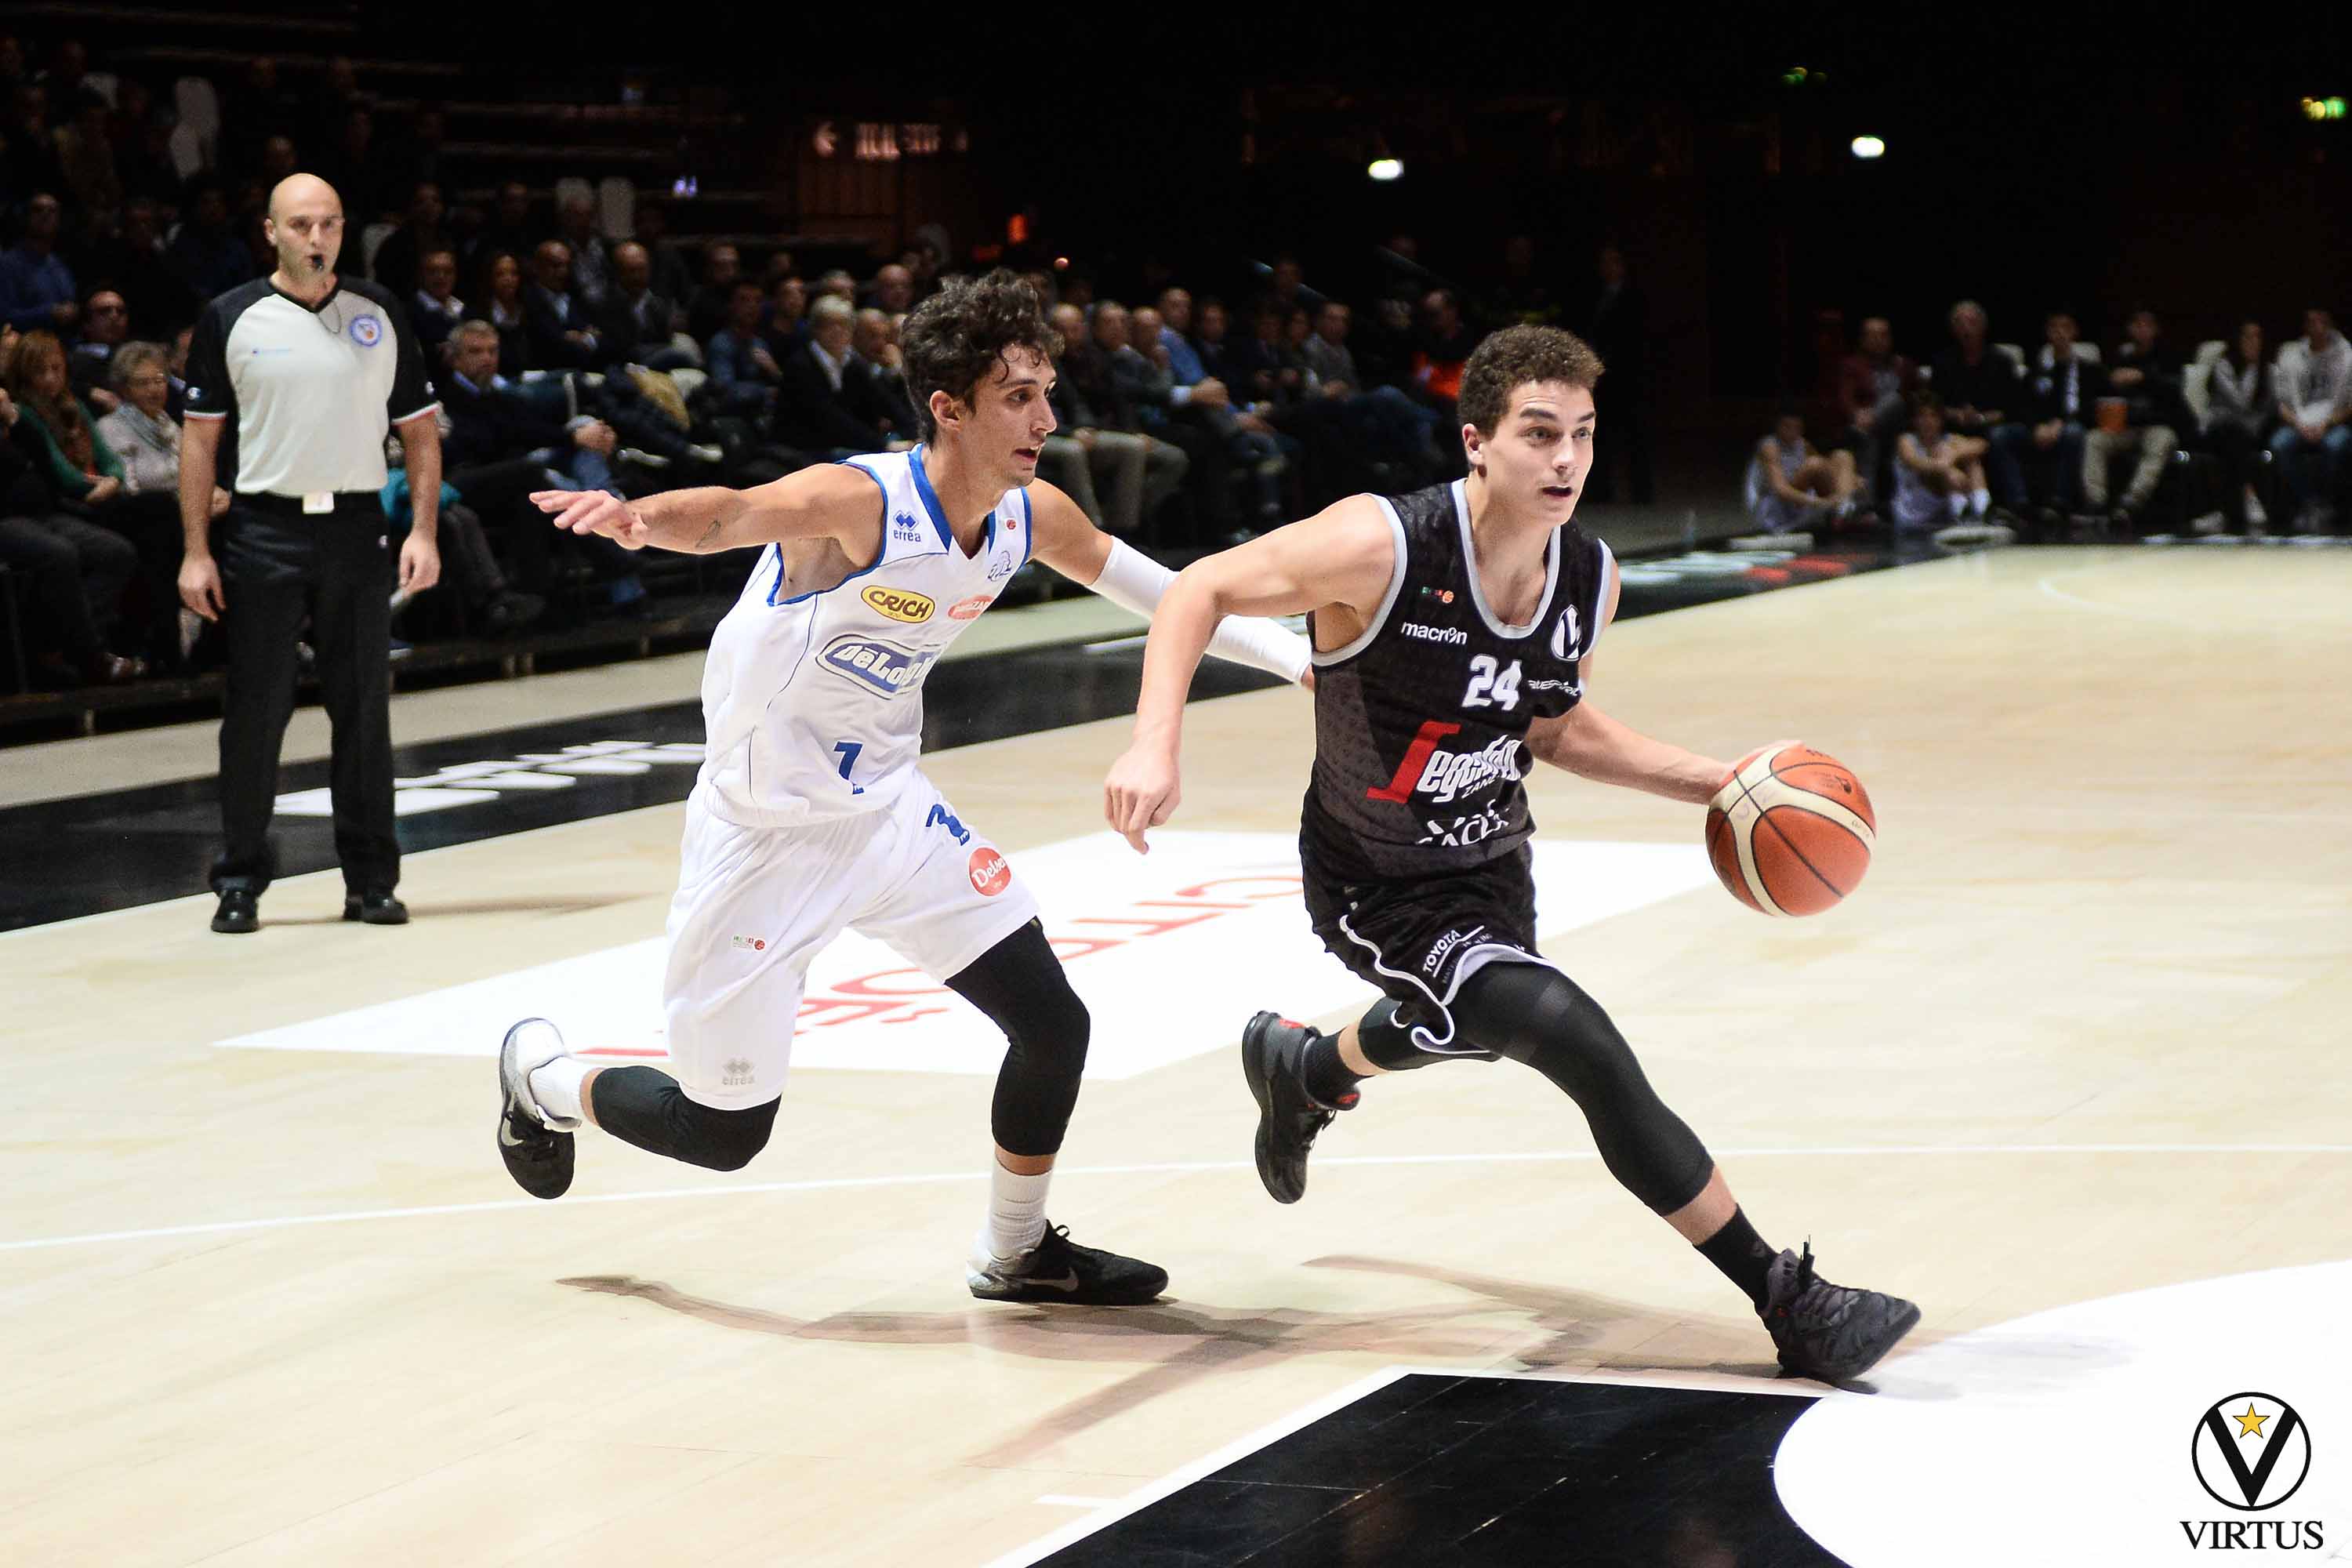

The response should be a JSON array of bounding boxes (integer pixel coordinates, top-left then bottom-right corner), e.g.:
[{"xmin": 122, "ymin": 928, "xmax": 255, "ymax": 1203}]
[
  {"xmin": 1103, "ymin": 325, "xmax": 1918, "ymax": 1381},
  {"xmin": 499, "ymin": 271, "xmax": 1308, "ymax": 1305}
]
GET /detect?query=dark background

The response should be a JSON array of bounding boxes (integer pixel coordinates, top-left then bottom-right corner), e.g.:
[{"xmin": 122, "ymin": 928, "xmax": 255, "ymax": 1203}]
[{"xmin": 401, "ymin": 5, "xmax": 2352, "ymax": 420}]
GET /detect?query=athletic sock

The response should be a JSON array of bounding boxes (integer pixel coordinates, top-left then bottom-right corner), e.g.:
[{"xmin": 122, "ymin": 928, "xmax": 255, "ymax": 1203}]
[
  {"xmin": 1695, "ymin": 1206, "xmax": 1777, "ymax": 1311},
  {"xmin": 1299, "ymin": 1031, "xmax": 1366, "ymax": 1109},
  {"xmin": 528, "ymin": 1054, "xmax": 590, "ymax": 1123},
  {"xmin": 984, "ymin": 1160, "xmax": 1051, "ymax": 1261},
  {"xmin": 1970, "ymin": 487, "xmax": 1991, "ymax": 517}
]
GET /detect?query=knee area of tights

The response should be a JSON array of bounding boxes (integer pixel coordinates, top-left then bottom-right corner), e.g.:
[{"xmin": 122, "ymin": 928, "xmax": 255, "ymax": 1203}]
[
  {"xmin": 686, "ymin": 1099, "xmax": 778, "ymax": 1171},
  {"xmin": 1018, "ymin": 995, "xmax": 1091, "ymax": 1067}
]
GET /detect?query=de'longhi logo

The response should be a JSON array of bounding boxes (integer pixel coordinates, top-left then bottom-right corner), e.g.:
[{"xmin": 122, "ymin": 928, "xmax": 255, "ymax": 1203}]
[{"xmin": 2190, "ymin": 1392, "xmax": 2311, "ymax": 1512}]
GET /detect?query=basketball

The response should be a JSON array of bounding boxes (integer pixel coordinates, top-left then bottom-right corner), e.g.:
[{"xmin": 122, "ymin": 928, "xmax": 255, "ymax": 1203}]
[{"xmin": 1704, "ymin": 743, "xmax": 1876, "ymax": 916}]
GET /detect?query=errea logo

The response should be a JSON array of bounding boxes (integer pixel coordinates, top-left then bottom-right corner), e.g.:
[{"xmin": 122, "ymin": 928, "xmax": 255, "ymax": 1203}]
[{"xmin": 891, "ymin": 510, "xmax": 925, "ymax": 543}]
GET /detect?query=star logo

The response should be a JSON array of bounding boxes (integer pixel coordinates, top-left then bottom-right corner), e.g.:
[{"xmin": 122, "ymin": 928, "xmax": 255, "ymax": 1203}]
[{"xmin": 2190, "ymin": 1392, "xmax": 2311, "ymax": 1512}]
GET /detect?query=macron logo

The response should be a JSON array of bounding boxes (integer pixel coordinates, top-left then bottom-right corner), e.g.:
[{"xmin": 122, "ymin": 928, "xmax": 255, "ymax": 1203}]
[{"xmin": 1399, "ymin": 622, "xmax": 1468, "ymax": 646}]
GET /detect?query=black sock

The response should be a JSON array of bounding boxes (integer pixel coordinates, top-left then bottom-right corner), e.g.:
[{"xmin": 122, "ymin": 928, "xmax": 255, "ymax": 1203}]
[
  {"xmin": 1695, "ymin": 1206, "xmax": 1777, "ymax": 1311},
  {"xmin": 1299, "ymin": 1030, "xmax": 1366, "ymax": 1109}
]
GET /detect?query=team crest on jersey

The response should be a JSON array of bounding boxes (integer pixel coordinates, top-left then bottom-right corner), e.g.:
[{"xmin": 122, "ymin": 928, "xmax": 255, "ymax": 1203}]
[
  {"xmin": 986, "ymin": 553, "xmax": 1014, "ymax": 582},
  {"xmin": 819, "ymin": 634, "xmax": 938, "ymax": 697},
  {"xmin": 348, "ymin": 313, "xmax": 383, "ymax": 347},
  {"xmin": 860, "ymin": 584, "xmax": 935, "ymax": 623},
  {"xmin": 1549, "ymin": 601, "xmax": 1583, "ymax": 661}
]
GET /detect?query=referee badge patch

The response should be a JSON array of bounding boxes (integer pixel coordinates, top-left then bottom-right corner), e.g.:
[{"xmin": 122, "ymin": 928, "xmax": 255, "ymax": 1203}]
[{"xmin": 348, "ymin": 313, "xmax": 384, "ymax": 347}]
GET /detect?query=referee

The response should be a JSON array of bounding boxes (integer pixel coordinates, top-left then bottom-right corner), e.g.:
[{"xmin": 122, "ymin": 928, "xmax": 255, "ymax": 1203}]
[{"xmin": 179, "ymin": 173, "xmax": 443, "ymax": 935}]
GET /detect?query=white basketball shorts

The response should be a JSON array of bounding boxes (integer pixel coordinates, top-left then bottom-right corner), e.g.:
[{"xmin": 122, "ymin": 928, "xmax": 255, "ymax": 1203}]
[{"xmin": 662, "ymin": 772, "xmax": 1039, "ymax": 1109}]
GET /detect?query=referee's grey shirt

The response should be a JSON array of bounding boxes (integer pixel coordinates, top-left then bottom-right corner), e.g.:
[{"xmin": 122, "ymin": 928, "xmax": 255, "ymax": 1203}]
[{"xmin": 183, "ymin": 277, "xmax": 441, "ymax": 496}]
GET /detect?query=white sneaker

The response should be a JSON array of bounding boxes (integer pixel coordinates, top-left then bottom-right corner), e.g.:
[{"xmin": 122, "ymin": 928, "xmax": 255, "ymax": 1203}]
[
  {"xmin": 499, "ymin": 1017, "xmax": 580, "ymax": 1132},
  {"xmin": 2189, "ymin": 510, "xmax": 2227, "ymax": 535}
]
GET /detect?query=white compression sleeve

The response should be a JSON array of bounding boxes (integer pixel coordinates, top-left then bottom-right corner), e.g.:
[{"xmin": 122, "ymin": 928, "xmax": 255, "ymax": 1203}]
[{"xmin": 1087, "ymin": 538, "xmax": 1310, "ymax": 684}]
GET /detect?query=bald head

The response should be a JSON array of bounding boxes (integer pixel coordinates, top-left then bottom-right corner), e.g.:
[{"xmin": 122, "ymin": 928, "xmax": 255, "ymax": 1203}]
[
  {"xmin": 267, "ymin": 173, "xmax": 340, "ymax": 225},
  {"xmin": 264, "ymin": 175, "xmax": 345, "ymax": 288}
]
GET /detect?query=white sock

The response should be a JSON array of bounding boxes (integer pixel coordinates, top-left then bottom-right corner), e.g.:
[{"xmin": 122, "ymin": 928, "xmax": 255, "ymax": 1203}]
[
  {"xmin": 528, "ymin": 1055, "xmax": 590, "ymax": 1123},
  {"xmin": 983, "ymin": 1160, "xmax": 1051, "ymax": 1261},
  {"xmin": 1970, "ymin": 488, "xmax": 1990, "ymax": 517}
]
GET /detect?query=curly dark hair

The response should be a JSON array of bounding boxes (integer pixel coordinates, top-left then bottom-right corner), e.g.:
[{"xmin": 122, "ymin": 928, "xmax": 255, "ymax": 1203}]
[
  {"xmin": 1456, "ymin": 325, "xmax": 1605, "ymax": 434},
  {"xmin": 898, "ymin": 268, "xmax": 1062, "ymax": 441}
]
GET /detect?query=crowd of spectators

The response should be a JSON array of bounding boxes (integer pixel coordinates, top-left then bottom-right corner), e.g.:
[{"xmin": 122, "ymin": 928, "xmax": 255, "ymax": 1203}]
[
  {"xmin": 1755, "ymin": 301, "xmax": 2352, "ymax": 539},
  {"xmin": 0, "ymin": 31, "xmax": 1656, "ymax": 694},
  {"xmin": 9, "ymin": 29, "xmax": 2332, "ymax": 703}
]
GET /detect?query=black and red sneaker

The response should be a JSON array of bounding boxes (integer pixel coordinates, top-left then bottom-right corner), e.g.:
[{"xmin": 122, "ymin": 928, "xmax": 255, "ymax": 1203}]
[
  {"xmin": 1761, "ymin": 1243, "xmax": 1920, "ymax": 1385},
  {"xmin": 1241, "ymin": 1011, "xmax": 1352, "ymax": 1204}
]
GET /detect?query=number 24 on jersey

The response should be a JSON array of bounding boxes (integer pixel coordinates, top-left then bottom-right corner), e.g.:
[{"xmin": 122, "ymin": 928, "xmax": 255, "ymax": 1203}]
[{"xmin": 1462, "ymin": 655, "xmax": 1520, "ymax": 711}]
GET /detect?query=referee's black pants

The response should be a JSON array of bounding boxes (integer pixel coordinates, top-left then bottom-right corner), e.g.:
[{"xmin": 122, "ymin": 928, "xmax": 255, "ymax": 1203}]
[{"xmin": 210, "ymin": 496, "xmax": 398, "ymax": 898}]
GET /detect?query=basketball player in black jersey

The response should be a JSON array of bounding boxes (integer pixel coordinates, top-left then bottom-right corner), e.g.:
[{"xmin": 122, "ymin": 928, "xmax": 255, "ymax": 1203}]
[{"xmin": 1105, "ymin": 325, "xmax": 1918, "ymax": 1385}]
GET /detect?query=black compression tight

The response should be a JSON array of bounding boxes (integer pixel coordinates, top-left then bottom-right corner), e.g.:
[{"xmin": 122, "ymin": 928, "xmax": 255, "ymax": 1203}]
[
  {"xmin": 589, "ymin": 1065, "xmax": 779, "ymax": 1171},
  {"xmin": 1448, "ymin": 962, "xmax": 1716, "ymax": 1216},
  {"xmin": 947, "ymin": 918, "xmax": 1091, "ymax": 1159}
]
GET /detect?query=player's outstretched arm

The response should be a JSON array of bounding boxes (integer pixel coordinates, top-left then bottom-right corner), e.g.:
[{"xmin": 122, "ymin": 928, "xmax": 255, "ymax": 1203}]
[
  {"xmin": 1023, "ymin": 481, "xmax": 1310, "ymax": 683},
  {"xmin": 1102, "ymin": 496, "xmax": 1396, "ymax": 852},
  {"xmin": 532, "ymin": 463, "xmax": 882, "ymax": 556},
  {"xmin": 1523, "ymin": 572, "xmax": 1730, "ymax": 803}
]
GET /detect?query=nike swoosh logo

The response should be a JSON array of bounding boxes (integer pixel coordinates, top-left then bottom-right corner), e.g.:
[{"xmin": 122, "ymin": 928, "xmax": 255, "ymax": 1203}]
[{"xmin": 1028, "ymin": 1271, "xmax": 1081, "ymax": 1293}]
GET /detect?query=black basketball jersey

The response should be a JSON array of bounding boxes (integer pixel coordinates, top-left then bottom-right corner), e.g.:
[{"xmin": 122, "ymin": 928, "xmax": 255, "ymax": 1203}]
[{"xmin": 1302, "ymin": 480, "xmax": 1614, "ymax": 880}]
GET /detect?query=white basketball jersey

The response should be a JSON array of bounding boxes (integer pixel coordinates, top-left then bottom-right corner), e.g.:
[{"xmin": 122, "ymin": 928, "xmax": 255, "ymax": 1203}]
[{"xmin": 694, "ymin": 447, "xmax": 1033, "ymax": 829}]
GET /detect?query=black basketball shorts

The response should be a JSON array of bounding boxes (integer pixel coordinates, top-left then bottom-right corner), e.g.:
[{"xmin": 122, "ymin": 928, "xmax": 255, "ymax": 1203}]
[{"xmin": 1299, "ymin": 838, "xmax": 1557, "ymax": 1057}]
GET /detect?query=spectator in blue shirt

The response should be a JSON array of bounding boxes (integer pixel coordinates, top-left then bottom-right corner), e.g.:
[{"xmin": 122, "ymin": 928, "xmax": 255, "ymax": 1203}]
[
  {"xmin": 704, "ymin": 279, "xmax": 781, "ymax": 416},
  {"xmin": 0, "ymin": 192, "xmax": 78, "ymax": 333}
]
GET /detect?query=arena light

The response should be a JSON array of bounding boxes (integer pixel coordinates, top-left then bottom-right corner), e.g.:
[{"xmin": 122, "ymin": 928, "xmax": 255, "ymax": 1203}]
[
  {"xmin": 1849, "ymin": 135, "xmax": 1886, "ymax": 160},
  {"xmin": 1367, "ymin": 157, "xmax": 1403, "ymax": 181}
]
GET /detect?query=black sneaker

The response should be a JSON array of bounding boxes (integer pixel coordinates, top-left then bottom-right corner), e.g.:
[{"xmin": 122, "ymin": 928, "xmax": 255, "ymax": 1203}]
[
  {"xmin": 496, "ymin": 1018, "xmax": 577, "ymax": 1200},
  {"xmin": 967, "ymin": 1222, "xmax": 1168, "ymax": 1305},
  {"xmin": 1242, "ymin": 1011, "xmax": 1350, "ymax": 1205},
  {"xmin": 1761, "ymin": 1243, "xmax": 1920, "ymax": 1385},
  {"xmin": 211, "ymin": 888, "xmax": 259, "ymax": 934}
]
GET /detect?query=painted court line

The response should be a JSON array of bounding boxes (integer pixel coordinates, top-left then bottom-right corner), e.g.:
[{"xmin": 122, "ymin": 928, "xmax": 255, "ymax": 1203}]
[
  {"xmin": 5, "ymin": 1145, "xmax": 2347, "ymax": 1254},
  {"xmin": 982, "ymin": 1367, "xmax": 1414, "ymax": 1568}
]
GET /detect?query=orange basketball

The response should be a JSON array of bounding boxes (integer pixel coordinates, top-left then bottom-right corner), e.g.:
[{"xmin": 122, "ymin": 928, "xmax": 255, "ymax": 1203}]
[{"xmin": 1704, "ymin": 743, "xmax": 1876, "ymax": 916}]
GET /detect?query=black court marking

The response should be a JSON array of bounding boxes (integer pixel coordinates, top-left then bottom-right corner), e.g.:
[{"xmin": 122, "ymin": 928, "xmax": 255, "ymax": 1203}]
[
  {"xmin": 0, "ymin": 536, "xmax": 1929, "ymax": 932},
  {"xmin": 1036, "ymin": 1373, "xmax": 1842, "ymax": 1566},
  {"xmin": 0, "ymin": 638, "xmax": 1285, "ymax": 931}
]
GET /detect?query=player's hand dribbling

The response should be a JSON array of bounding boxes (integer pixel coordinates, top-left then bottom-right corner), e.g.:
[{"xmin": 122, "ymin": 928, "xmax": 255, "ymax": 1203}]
[
  {"xmin": 1104, "ymin": 745, "xmax": 1181, "ymax": 854},
  {"xmin": 532, "ymin": 488, "xmax": 649, "ymax": 549}
]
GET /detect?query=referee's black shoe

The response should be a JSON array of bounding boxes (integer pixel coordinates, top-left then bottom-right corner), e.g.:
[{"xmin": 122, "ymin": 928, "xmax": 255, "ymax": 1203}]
[
  {"xmin": 1243, "ymin": 1011, "xmax": 1350, "ymax": 1205},
  {"xmin": 967, "ymin": 1222, "xmax": 1167, "ymax": 1305},
  {"xmin": 343, "ymin": 890, "xmax": 409, "ymax": 924},
  {"xmin": 1761, "ymin": 1243, "xmax": 1921, "ymax": 1386},
  {"xmin": 210, "ymin": 888, "xmax": 259, "ymax": 934}
]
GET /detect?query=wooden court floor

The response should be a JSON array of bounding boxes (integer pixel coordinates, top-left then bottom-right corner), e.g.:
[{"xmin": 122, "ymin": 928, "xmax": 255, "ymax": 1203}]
[{"xmin": 5, "ymin": 546, "xmax": 2348, "ymax": 1565}]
